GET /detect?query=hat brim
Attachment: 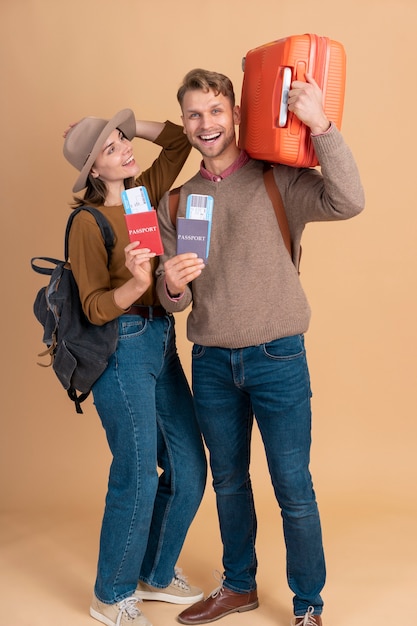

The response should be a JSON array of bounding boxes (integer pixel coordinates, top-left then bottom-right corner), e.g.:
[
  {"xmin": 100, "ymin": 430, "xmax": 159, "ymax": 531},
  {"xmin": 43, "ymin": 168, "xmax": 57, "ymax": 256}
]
[{"xmin": 72, "ymin": 108, "xmax": 136, "ymax": 193}]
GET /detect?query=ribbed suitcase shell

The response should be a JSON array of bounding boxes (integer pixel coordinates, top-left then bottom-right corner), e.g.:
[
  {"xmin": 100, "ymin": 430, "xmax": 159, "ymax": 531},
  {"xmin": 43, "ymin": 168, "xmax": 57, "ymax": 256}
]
[{"xmin": 238, "ymin": 34, "xmax": 346, "ymax": 167}]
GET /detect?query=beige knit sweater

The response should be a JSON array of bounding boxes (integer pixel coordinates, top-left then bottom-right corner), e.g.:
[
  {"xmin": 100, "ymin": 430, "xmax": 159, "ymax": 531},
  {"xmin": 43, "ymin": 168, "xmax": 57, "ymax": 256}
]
[{"xmin": 155, "ymin": 124, "xmax": 365, "ymax": 348}]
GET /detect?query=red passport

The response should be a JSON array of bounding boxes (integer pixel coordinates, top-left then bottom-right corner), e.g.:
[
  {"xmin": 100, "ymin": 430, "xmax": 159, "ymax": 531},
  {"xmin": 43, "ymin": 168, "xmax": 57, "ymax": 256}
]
[{"xmin": 124, "ymin": 210, "xmax": 164, "ymax": 255}]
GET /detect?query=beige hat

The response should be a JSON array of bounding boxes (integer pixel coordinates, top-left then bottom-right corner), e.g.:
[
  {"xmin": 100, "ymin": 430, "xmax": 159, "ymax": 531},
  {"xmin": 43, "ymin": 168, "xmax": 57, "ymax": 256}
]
[{"xmin": 63, "ymin": 108, "xmax": 136, "ymax": 192}]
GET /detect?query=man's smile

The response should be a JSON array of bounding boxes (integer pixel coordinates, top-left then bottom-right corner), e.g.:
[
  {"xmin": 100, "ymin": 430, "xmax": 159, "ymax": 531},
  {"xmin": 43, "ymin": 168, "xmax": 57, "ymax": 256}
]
[{"xmin": 199, "ymin": 132, "xmax": 221, "ymax": 143}]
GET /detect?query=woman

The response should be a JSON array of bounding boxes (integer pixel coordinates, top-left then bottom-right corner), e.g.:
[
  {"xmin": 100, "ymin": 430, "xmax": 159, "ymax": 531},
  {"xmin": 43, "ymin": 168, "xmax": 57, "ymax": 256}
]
[{"xmin": 63, "ymin": 109, "xmax": 207, "ymax": 626}]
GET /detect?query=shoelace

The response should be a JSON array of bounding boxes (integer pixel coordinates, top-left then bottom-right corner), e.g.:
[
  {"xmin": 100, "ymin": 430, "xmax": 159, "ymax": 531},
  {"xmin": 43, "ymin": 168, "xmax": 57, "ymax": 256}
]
[
  {"xmin": 209, "ymin": 570, "xmax": 226, "ymax": 599},
  {"xmin": 116, "ymin": 596, "xmax": 141, "ymax": 625},
  {"xmin": 293, "ymin": 606, "xmax": 319, "ymax": 626},
  {"xmin": 172, "ymin": 567, "xmax": 191, "ymax": 591}
]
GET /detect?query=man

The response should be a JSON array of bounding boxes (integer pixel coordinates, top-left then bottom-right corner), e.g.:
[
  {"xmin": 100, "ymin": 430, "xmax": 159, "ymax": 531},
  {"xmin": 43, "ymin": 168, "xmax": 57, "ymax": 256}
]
[{"xmin": 155, "ymin": 68, "xmax": 365, "ymax": 626}]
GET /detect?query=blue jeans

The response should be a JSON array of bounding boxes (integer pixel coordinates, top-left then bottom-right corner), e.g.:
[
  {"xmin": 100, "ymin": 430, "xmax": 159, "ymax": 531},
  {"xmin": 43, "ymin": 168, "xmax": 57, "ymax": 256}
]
[
  {"xmin": 92, "ymin": 313, "xmax": 207, "ymax": 604},
  {"xmin": 192, "ymin": 335, "xmax": 325, "ymax": 616}
]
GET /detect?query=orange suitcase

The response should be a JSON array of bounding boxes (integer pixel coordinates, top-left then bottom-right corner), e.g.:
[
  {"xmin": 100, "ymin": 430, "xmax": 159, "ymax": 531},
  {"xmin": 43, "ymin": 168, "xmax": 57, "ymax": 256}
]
[{"xmin": 238, "ymin": 34, "xmax": 346, "ymax": 167}]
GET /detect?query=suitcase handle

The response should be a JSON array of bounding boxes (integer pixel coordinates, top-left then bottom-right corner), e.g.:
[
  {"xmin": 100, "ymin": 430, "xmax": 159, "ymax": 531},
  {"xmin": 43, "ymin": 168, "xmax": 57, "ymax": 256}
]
[
  {"xmin": 285, "ymin": 62, "xmax": 308, "ymax": 136},
  {"xmin": 277, "ymin": 67, "xmax": 292, "ymax": 127},
  {"xmin": 277, "ymin": 63, "xmax": 307, "ymax": 128}
]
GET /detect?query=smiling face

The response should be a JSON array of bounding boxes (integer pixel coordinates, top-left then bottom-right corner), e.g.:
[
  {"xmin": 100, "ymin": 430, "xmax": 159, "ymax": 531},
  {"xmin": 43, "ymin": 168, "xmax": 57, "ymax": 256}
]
[
  {"xmin": 90, "ymin": 128, "xmax": 140, "ymax": 192},
  {"xmin": 181, "ymin": 88, "xmax": 241, "ymax": 172}
]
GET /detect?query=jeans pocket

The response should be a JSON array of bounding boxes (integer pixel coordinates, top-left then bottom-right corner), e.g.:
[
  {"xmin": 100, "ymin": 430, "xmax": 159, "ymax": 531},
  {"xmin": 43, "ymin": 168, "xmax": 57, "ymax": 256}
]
[
  {"xmin": 119, "ymin": 317, "xmax": 147, "ymax": 340},
  {"xmin": 263, "ymin": 334, "xmax": 305, "ymax": 361},
  {"xmin": 192, "ymin": 343, "xmax": 206, "ymax": 359}
]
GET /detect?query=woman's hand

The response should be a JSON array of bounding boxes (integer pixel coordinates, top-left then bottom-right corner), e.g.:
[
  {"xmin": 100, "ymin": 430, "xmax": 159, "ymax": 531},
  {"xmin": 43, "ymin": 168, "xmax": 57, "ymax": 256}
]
[
  {"xmin": 124, "ymin": 241, "xmax": 155, "ymax": 285},
  {"xmin": 62, "ymin": 120, "xmax": 80, "ymax": 138},
  {"xmin": 113, "ymin": 242, "xmax": 156, "ymax": 310}
]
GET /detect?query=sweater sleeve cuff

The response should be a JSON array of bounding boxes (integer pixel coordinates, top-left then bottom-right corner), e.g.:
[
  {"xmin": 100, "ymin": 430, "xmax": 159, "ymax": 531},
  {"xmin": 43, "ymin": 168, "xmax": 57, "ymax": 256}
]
[
  {"xmin": 310, "ymin": 121, "xmax": 334, "ymax": 137},
  {"xmin": 165, "ymin": 279, "xmax": 185, "ymax": 302}
]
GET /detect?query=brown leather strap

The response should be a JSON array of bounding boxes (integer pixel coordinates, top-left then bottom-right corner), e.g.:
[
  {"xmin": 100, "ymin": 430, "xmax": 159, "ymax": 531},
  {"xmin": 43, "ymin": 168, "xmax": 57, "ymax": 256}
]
[
  {"xmin": 169, "ymin": 171, "xmax": 299, "ymax": 270},
  {"xmin": 262, "ymin": 166, "xmax": 292, "ymax": 258},
  {"xmin": 169, "ymin": 187, "xmax": 181, "ymax": 225}
]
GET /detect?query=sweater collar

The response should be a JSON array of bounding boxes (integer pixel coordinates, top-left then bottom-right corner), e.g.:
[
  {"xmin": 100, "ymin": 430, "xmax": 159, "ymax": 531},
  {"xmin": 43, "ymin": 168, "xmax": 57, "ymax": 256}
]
[{"xmin": 199, "ymin": 150, "xmax": 250, "ymax": 182}]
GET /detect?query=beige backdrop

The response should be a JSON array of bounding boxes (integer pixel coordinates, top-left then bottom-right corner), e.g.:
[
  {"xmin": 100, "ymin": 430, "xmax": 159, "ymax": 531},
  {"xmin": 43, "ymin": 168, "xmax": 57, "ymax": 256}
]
[{"xmin": 1, "ymin": 1, "xmax": 416, "ymax": 625}]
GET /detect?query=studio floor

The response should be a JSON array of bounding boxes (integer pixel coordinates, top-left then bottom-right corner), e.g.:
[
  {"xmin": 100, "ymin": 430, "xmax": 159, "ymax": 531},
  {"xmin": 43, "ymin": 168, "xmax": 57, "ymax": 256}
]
[{"xmin": 1, "ymin": 490, "xmax": 415, "ymax": 626}]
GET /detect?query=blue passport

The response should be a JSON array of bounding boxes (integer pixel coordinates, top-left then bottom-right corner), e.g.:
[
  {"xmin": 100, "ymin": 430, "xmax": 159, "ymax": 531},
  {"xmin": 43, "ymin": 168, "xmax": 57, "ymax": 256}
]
[{"xmin": 176, "ymin": 218, "xmax": 209, "ymax": 263}]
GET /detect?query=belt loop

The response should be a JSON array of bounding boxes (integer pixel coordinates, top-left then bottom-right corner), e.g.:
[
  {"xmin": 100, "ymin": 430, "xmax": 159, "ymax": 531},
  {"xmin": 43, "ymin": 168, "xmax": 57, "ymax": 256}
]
[{"xmin": 148, "ymin": 306, "xmax": 153, "ymax": 322}]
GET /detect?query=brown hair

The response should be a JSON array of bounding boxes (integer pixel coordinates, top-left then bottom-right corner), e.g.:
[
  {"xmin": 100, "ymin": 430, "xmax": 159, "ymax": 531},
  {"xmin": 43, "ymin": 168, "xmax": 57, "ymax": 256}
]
[
  {"xmin": 177, "ymin": 68, "xmax": 235, "ymax": 109},
  {"xmin": 71, "ymin": 175, "xmax": 136, "ymax": 209}
]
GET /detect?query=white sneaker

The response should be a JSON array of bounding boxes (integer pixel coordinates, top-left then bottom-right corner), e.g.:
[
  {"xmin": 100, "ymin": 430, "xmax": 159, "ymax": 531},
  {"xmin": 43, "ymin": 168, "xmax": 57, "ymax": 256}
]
[
  {"xmin": 292, "ymin": 606, "xmax": 323, "ymax": 626},
  {"xmin": 136, "ymin": 568, "xmax": 203, "ymax": 605},
  {"xmin": 90, "ymin": 594, "xmax": 152, "ymax": 626}
]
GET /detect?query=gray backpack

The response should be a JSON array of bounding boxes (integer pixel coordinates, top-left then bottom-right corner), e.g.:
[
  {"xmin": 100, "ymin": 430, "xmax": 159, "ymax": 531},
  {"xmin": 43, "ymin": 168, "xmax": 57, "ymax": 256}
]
[{"xmin": 31, "ymin": 207, "xmax": 119, "ymax": 413}]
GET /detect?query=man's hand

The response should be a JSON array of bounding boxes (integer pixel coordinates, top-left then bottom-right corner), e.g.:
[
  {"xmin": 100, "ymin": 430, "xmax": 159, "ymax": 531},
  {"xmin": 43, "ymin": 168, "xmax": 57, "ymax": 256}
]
[
  {"xmin": 164, "ymin": 253, "xmax": 205, "ymax": 297},
  {"xmin": 287, "ymin": 72, "xmax": 331, "ymax": 135}
]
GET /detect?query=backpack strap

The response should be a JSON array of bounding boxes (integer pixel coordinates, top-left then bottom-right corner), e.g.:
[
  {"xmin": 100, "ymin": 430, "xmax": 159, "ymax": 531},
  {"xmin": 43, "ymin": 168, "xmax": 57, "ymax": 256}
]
[
  {"xmin": 31, "ymin": 257, "xmax": 61, "ymax": 276},
  {"xmin": 67, "ymin": 388, "xmax": 90, "ymax": 414},
  {"xmin": 64, "ymin": 206, "xmax": 115, "ymax": 265},
  {"xmin": 168, "ymin": 173, "xmax": 289, "ymax": 246},
  {"xmin": 263, "ymin": 164, "xmax": 301, "ymax": 272},
  {"xmin": 168, "ymin": 173, "xmax": 300, "ymax": 271},
  {"xmin": 168, "ymin": 187, "xmax": 181, "ymax": 225},
  {"xmin": 262, "ymin": 165, "xmax": 292, "ymax": 258}
]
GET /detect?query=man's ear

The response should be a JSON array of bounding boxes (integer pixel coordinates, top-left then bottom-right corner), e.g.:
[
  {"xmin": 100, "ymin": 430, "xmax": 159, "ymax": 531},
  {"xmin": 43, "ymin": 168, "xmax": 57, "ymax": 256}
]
[
  {"xmin": 181, "ymin": 115, "xmax": 187, "ymax": 134},
  {"xmin": 233, "ymin": 105, "xmax": 241, "ymax": 126}
]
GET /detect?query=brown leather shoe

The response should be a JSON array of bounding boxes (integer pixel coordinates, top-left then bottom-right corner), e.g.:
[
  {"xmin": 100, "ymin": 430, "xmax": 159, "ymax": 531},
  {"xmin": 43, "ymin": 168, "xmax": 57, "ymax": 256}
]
[
  {"xmin": 292, "ymin": 606, "xmax": 322, "ymax": 626},
  {"xmin": 177, "ymin": 586, "xmax": 259, "ymax": 624}
]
